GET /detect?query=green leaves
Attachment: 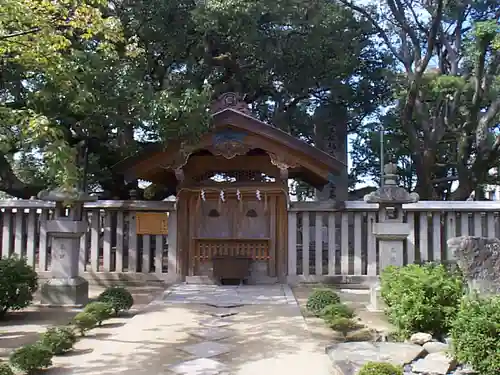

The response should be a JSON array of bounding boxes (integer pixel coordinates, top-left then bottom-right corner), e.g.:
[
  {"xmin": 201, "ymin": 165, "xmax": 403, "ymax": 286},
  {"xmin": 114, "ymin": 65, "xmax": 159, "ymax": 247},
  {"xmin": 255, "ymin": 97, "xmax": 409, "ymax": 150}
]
[
  {"xmin": 346, "ymin": 0, "xmax": 500, "ymax": 199},
  {"xmin": 1, "ymin": 0, "xmax": 389, "ymax": 198},
  {"xmin": 0, "ymin": 0, "xmax": 122, "ymax": 191},
  {"xmin": 147, "ymin": 84, "xmax": 213, "ymax": 146},
  {"xmin": 451, "ymin": 295, "xmax": 500, "ymax": 375},
  {"xmin": 380, "ymin": 263, "xmax": 465, "ymax": 337},
  {"xmin": 474, "ymin": 20, "xmax": 500, "ymax": 44}
]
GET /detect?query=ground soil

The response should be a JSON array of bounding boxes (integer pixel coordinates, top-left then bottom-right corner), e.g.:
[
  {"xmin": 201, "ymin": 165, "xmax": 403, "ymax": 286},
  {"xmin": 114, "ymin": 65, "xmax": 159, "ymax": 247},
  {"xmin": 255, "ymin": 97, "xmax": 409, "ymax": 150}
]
[
  {"xmin": 0, "ymin": 285, "xmax": 164, "ymax": 361},
  {"xmin": 291, "ymin": 284, "xmax": 394, "ymax": 343}
]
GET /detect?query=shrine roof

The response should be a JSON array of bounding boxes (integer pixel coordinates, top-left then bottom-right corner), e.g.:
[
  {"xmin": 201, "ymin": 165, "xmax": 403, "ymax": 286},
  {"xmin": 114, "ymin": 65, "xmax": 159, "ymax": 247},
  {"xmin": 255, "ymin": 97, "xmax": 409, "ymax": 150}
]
[{"xmin": 114, "ymin": 93, "xmax": 346, "ymax": 191}]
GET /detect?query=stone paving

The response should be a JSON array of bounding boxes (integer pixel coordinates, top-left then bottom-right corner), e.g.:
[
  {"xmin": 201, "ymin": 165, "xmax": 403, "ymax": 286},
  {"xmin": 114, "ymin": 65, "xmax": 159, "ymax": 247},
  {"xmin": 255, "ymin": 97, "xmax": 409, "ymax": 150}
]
[
  {"xmin": 49, "ymin": 283, "xmax": 334, "ymax": 375},
  {"xmin": 161, "ymin": 283, "xmax": 326, "ymax": 375},
  {"xmin": 163, "ymin": 284, "xmax": 297, "ymax": 306}
]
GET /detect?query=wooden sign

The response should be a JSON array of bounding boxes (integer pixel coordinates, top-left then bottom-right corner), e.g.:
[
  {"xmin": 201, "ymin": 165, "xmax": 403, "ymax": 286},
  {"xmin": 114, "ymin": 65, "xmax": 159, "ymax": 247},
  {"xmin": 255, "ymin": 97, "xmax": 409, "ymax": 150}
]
[{"xmin": 136, "ymin": 212, "xmax": 169, "ymax": 235}]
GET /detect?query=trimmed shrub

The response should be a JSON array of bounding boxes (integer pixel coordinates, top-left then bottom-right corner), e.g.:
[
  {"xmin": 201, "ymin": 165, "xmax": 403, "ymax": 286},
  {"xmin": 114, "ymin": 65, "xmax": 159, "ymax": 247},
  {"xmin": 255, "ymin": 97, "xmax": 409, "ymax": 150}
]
[
  {"xmin": 320, "ymin": 303, "xmax": 355, "ymax": 320},
  {"xmin": 9, "ymin": 343, "xmax": 53, "ymax": 374},
  {"xmin": 358, "ymin": 362, "xmax": 402, "ymax": 375},
  {"xmin": 97, "ymin": 286, "xmax": 134, "ymax": 316},
  {"xmin": 39, "ymin": 326, "xmax": 77, "ymax": 355},
  {"xmin": 0, "ymin": 257, "xmax": 38, "ymax": 317},
  {"xmin": 327, "ymin": 317, "xmax": 360, "ymax": 337},
  {"xmin": 306, "ymin": 288, "xmax": 340, "ymax": 316},
  {"xmin": 73, "ymin": 312, "xmax": 98, "ymax": 336},
  {"xmin": 380, "ymin": 263, "xmax": 464, "ymax": 336},
  {"xmin": 450, "ymin": 294, "xmax": 500, "ymax": 375},
  {"xmin": 83, "ymin": 301, "xmax": 113, "ymax": 326},
  {"xmin": 0, "ymin": 363, "xmax": 14, "ymax": 375}
]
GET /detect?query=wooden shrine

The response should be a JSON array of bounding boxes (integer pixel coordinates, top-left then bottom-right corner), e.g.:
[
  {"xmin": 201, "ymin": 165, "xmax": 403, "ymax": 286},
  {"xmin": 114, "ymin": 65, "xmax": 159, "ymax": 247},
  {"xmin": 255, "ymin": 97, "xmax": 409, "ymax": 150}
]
[{"xmin": 116, "ymin": 93, "xmax": 345, "ymax": 283}]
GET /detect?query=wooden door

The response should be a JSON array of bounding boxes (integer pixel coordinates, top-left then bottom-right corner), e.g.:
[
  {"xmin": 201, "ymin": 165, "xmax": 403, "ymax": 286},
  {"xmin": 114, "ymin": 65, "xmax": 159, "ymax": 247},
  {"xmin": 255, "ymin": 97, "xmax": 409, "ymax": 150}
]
[
  {"xmin": 183, "ymin": 194, "xmax": 288, "ymax": 277},
  {"xmin": 188, "ymin": 195, "xmax": 273, "ymax": 276},
  {"xmin": 197, "ymin": 199, "xmax": 233, "ymax": 238}
]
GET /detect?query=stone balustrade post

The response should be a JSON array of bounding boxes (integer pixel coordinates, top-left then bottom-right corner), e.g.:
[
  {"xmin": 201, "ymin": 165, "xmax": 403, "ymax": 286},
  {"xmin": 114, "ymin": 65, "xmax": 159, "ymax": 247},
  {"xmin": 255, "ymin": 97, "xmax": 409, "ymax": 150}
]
[
  {"xmin": 364, "ymin": 163, "xmax": 419, "ymax": 311},
  {"xmin": 38, "ymin": 187, "xmax": 97, "ymax": 306}
]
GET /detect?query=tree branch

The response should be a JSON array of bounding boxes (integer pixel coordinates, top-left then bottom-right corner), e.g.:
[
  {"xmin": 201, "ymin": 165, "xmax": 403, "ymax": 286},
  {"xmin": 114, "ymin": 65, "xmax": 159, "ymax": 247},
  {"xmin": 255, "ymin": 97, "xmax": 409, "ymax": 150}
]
[
  {"xmin": 417, "ymin": 0, "xmax": 444, "ymax": 73},
  {"xmin": 403, "ymin": 0, "xmax": 427, "ymax": 33},
  {"xmin": 336, "ymin": 0, "xmax": 408, "ymax": 65},
  {"xmin": 0, "ymin": 27, "xmax": 41, "ymax": 41},
  {"xmin": 388, "ymin": 0, "xmax": 422, "ymax": 62},
  {"xmin": 477, "ymin": 97, "xmax": 500, "ymax": 150},
  {"xmin": 0, "ymin": 152, "xmax": 44, "ymax": 199}
]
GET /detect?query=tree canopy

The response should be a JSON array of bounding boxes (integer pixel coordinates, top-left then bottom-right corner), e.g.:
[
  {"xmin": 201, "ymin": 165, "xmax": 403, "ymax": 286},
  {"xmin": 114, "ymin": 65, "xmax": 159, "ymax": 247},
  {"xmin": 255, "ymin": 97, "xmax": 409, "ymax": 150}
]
[
  {"xmin": 1, "ymin": 0, "xmax": 498, "ymax": 201},
  {"xmin": 0, "ymin": 0, "xmax": 391, "ymax": 200},
  {"xmin": 346, "ymin": 0, "xmax": 500, "ymax": 200}
]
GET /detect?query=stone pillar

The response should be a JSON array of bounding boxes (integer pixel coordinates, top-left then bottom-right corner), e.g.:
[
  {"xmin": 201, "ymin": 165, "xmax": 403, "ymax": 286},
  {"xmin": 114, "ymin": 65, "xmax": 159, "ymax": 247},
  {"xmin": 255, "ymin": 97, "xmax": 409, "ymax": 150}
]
[
  {"xmin": 316, "ymin": 112, "xmax": 348, "ymax": 202},
  {"xmin": 447, "ymin": 236, "xmax": 500, "ymax": 296},
  {"xmin": 364, "ymin": 163, "xmax": 420, "ymax": 312},
  {"xmin": 38, "ymin": 187, "xmax": 97, "ymax": 306}
]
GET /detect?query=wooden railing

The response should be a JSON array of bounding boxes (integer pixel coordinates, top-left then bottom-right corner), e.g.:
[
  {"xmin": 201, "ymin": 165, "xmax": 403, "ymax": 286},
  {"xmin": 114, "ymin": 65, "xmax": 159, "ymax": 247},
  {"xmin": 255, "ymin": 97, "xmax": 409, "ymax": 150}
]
[
  {"xmin": 0, "ymin": 200, "xmax": 178, "ymax": 282},
  {"xmin": 288, "ymin": 201, "xmax": 500, "ymax": 282}
]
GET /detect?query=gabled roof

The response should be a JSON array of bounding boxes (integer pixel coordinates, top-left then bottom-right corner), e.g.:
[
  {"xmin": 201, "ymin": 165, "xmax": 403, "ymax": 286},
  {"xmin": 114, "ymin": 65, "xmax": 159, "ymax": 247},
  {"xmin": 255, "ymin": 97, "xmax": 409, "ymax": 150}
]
[{"xmin": 114, "ymin": 93, "xmax": 346, "ymax": 190}]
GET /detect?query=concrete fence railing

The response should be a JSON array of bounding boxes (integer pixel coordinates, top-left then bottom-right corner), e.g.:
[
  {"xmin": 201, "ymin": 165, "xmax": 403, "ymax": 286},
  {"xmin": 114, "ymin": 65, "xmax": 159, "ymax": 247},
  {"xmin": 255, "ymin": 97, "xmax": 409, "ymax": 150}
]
[
  {"xmin": 0, "ymin": 200, "xmax": 177, "ymax": 284},
  {"xmin": 1, "ymin": 199, "xmax": 499, "ymax": 285},
  {"xmin": 287, "ymin": 201, "xmax": 500, "ymax": 283}
]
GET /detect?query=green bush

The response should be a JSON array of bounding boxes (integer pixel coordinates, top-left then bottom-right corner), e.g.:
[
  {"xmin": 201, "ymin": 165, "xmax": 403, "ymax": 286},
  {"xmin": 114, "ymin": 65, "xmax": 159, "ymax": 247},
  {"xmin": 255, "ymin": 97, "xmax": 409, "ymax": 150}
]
[
  {"xmin": 84, "ymin": 301, "xmax": 113, "ymax": 326},
  {"xmin": 358, "ymin": 362, "xmax": 402, "ymax": 375},
  {"xmin": 306, "ymin": 288, "xmax": 340, "ymax": 316},
  {"xmin": 327, "ymin": 317, "xmax": 360, "ymax": 337},
  {"xmin": 380, "ymin": 263, "xmax": 464, "ymax": 336},
  {"xmin": 0, "ymin": 257, "xmax": 38, "ymax": 317},
  {"xmin": 320, "ymin": 303, "xmax": 355, "ymax": 320},
  {"xmin": 73, "ymin": 312, "xmax": 98, "ymax": 336},
  {"xmin": 97, "ymin": 286, "xmax": 134, "ymax": 316},
  {"xmin": 0, "ymin": 363, "xmax": 14, "ymax": 375},
  {"xmin": 9, "ymin": 343, "xmax": 53, "ymax": 374},
  {"xmin": 450, "ymin": 294, "xmax": 500, "ymax": 375},
  {"xmin": 39, "ymin": 326, "xmax": 77, "ymax": 355}
]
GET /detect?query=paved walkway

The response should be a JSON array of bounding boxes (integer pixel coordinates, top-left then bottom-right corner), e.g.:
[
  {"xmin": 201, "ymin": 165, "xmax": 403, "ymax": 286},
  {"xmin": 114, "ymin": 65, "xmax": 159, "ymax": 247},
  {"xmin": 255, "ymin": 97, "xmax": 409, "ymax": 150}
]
[{"xmin": 51, "ymin": 284, "xmax": 333, "ymax": 375}]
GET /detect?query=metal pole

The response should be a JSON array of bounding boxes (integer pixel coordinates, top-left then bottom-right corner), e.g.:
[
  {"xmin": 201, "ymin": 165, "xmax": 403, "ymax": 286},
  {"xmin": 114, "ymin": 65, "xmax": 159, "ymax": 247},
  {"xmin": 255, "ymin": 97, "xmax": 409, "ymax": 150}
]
[
  {"xmin": 81, "ymin": 140, "xmax": 89, "ymax": 193},
  {"xmin": 380, "ymin": 123, "xmax": 384, "ymax": 187}
]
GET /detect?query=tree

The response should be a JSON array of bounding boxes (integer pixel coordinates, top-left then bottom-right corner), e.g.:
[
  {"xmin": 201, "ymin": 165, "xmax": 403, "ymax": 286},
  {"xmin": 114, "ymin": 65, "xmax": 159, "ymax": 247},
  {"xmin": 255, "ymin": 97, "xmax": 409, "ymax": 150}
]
[
  {"xmin": 0, "ymin": 0, "xmax": 123, "ymax": 196},
  {"xmin": 1, "ymin": 0, "xmax": 390, "ymax": 199},
  {"xmin": 342, "ymin": 0, "xmax": 500, "ymax": 200},
  {"xmin": 1, "ymin": 0, "xmax": 212, "ymax": 199}
]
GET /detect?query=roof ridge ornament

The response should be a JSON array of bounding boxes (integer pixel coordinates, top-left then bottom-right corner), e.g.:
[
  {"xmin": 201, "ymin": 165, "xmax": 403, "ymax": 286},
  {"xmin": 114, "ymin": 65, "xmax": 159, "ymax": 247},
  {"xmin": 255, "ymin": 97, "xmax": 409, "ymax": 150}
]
[{"xmin": 211, "ymin": 92, "xmax": 252, "ymax": 115}]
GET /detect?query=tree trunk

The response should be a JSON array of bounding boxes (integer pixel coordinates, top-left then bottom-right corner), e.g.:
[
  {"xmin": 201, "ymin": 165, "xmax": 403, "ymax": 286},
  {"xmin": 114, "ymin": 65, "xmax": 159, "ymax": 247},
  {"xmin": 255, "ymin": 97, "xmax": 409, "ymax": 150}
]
[
  {"xmin": 450, "ymin": 181, "xmax": 474, "ymax": 201},
  {"xmin": 413, "ymin": 151, "xmax": 438, "ymax": 200},
  {"xmin": 0, "ymin": 153, "xmax": 45, "ymax": 199}
]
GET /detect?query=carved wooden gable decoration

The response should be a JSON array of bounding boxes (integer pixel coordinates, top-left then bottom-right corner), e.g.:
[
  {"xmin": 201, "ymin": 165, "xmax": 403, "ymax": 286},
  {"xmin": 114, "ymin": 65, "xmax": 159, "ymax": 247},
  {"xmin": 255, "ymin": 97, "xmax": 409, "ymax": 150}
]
[{"xmin": 114, "ymin": 93, "xmax": 346, "ymax": 190}]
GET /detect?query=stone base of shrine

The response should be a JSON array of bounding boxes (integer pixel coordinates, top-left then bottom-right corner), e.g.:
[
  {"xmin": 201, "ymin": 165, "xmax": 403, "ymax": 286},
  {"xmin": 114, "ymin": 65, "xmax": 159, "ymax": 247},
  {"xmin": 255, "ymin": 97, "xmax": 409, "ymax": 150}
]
[{"xmin": 40, "ymin": 276, "xmax": 89, "ymax": 307}]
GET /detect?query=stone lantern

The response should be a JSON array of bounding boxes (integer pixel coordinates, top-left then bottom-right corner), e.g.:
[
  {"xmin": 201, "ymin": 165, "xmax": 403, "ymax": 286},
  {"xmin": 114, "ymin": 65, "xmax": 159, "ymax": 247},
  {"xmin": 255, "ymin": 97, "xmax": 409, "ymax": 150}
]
[
  {"xmin": 364, "ymin": 163, "xmax": 419, "ymax": 311},
  {"xmin": 38, "ymin": 186, "xmax": 97, "ymax": 306}
]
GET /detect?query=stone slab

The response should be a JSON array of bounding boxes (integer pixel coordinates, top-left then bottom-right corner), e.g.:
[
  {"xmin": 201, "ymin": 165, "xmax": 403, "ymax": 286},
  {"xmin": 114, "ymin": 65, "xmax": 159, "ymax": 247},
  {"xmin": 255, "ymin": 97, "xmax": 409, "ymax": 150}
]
[
  {"xmin": 206, "ymin": 301, "xmax": 244, "ymax": 308},
  {"xmin": 189, "ymin": 328, "xmax": 234, "ymax": 341},
  {"xmin": 422, "ymin": 341, "xmax": 449, "ymax": 354},
  {"xmin": 162, "ymin": 284, "xmax": 289, "ymax": 306},
  {"xmin": 179, "ymin": 341, "xmax": 232, "ymax": 358},
  {"xmin": 210, "ymin": 310, "xmax": 238, "ymax": 318},
  {"xmin": 325, "ymin": 342, "xmax": 425, "ymax": 374},
  {"xmin": 409, "ymin": 332, "xmax": 433, "ymax": 345},
  {"xmin": 199, "ymin": 318, "xmax": 234, "ymax": 328},
  {"xmin": 168, "ymin": 357, "xmax": 229, "ymax": 374},
  {"xmin": 411, "ymin": 352, "xmax": 456, "ymax": 375},
  {"xmin": 40, "ymin": 276, "xmax": 89, "ymax": 307}
]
